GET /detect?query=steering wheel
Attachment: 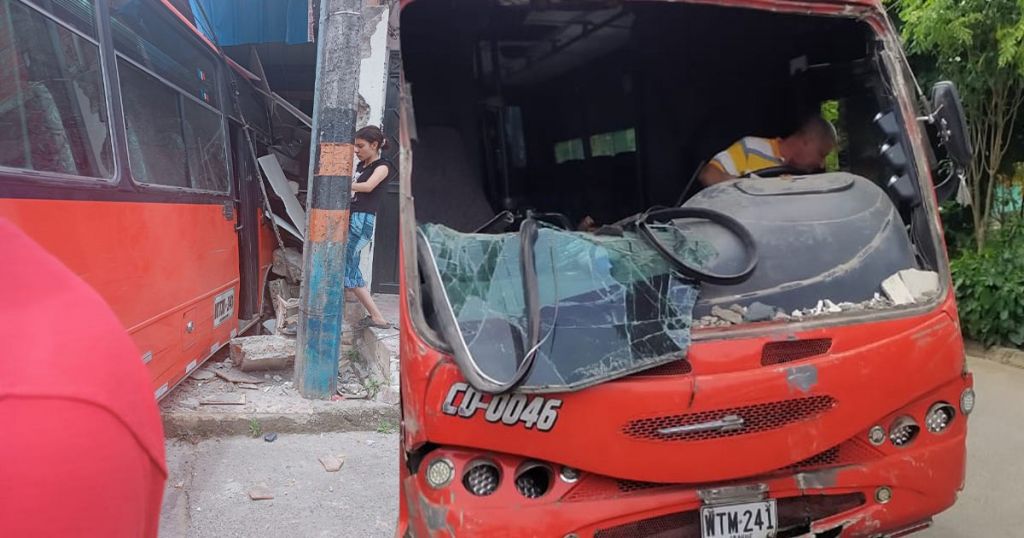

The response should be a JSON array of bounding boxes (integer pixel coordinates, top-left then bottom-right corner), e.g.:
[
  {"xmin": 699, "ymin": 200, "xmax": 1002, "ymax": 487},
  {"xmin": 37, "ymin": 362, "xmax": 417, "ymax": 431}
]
[
  {"xmin": 636, "ymin": 207, "xmax": 759, "ymax": 285},
  {"xmin": 741, "ymin": 165, "xmax": 808, "ymax": 178}
]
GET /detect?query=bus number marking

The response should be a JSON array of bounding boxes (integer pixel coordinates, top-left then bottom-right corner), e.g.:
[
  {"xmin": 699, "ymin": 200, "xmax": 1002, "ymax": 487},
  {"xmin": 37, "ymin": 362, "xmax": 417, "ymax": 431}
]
[{"xmin": 442, "ymin": 383, "xmax": 561, "ymax": 432}]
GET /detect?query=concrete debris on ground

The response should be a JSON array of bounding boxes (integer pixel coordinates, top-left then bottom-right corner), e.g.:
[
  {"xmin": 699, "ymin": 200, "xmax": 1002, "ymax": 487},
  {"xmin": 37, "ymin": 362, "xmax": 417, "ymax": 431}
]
[
  {"xmin": 248, "ymin": 484, "xmax": 275, "ymax": 501},
  {"xmin": 271, "ymin": 247, "xmax": 303, "ymax": 283},
  {"xmin": 190, "ymin": 369, "xmax": 216, "ymax": 381},
  {"xmin": 214, "ymin": 367, "xmax": 264, "ymax": 385},
  {"xmin": 200, "ymin": 393, "xmax": 246, "ymax": 406},
  {"xmin": 318, "ymin": 454, "xmax": 346, "ymax": 472},
  {"xmin": 338, "ymin": 383, "xmax": 370, "ymax": 399},
  {"xmin": 272, "ymin": 294, "xmax": 299, "ymax": 337},
  {"xmin": 231, "ymin": 335, "xmax": 296, "ymax": 372}
]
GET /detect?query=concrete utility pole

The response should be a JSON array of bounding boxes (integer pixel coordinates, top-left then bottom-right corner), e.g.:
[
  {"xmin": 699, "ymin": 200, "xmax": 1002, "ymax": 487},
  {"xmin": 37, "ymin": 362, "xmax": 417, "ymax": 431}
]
[{"xmin": 295, "ymin": 0, "xmax": 363, "ymax": 399}]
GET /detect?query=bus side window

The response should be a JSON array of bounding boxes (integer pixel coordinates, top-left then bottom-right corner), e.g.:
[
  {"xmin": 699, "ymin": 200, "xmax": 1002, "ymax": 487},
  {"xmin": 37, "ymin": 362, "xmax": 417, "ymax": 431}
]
[
  {"xmin": 118, "ymin": 59, "xmax": 189, "ymax": 188},
  {"xmin": 0, "ymin": 0, "xmax": 114, "ymax": 179},
  {"xmin": 110, "ymin": 0, "xmax": 229, "ymax": 193}
]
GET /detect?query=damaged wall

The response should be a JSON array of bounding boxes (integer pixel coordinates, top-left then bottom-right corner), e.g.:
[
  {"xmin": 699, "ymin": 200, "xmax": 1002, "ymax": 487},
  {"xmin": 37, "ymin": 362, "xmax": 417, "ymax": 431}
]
[{"xmin": 353, "ymin": 2, "xmax": 393, "ymax": 290}]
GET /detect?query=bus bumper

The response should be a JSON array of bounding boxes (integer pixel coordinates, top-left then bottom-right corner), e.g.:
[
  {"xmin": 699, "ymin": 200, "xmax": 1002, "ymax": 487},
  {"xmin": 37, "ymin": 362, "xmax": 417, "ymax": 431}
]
[{"xmin": 399, "ymin": 417, "xmax": 968, "ymax": 538}]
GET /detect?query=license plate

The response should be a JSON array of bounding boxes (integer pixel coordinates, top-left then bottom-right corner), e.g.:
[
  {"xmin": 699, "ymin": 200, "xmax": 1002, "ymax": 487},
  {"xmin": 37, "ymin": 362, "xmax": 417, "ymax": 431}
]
[{"xmin": 700, "ymin": 500, "xmax": 778, "ymax": 538}]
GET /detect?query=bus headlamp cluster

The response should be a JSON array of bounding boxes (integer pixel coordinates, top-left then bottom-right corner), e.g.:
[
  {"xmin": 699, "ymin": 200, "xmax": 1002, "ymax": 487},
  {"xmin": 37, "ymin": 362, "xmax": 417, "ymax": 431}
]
[{"xmin": 867, "ymin": 398, "xmax": 964, "ymax": 448}]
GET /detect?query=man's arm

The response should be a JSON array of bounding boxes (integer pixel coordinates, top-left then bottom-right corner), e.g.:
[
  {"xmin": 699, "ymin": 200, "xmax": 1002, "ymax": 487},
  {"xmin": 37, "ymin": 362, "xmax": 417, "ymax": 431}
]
[{"xmin": 699, "ymin": 161, "xmax": 735, "ymax": 187}]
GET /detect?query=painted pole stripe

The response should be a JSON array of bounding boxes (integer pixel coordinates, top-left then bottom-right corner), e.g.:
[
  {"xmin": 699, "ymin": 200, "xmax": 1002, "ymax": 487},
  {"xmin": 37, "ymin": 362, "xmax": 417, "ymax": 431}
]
[
  {"xmin": 308, "ymin": 208, "xmax": 351, "ymax": 243},
  {"xmin": 316, "ymin": 143, "xmax": 354, "ymax": 176}
]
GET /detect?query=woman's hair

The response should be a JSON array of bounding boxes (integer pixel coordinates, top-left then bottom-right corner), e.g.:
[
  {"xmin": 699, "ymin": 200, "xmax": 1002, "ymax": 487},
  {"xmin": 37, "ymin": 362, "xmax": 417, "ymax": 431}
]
[{"xmin": 355, "ymin": 125, "xmax": 386, "ymax": 149}]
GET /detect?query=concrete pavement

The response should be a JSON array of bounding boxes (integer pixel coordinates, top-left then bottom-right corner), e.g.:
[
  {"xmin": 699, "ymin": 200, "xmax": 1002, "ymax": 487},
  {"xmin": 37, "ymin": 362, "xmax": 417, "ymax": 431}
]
[
  {"xmin": 159, "ymin": 357, "xmax": 1022, "ymax": 537},
  {"xmin": 160, "ymin": 431, "xmax": 399, "ymax": 538},
  {"xmin": 927, "ymin": 357, "xmax": 1024, "ymax": 537}
]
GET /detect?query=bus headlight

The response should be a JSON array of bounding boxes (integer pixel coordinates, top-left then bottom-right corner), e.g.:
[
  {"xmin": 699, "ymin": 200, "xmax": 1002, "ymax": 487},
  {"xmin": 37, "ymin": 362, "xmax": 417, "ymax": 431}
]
[
  {"xmin": 925, "ymin": 402, "xmax": 956, "ymax": 434},
  {"xmin": 463, "ymin": 460, "xmax": 501, "ymax": 496},
  {"xmin": 960, "ymin": 388, "xmax": 976, "ymax": 415},
  {"xmin": 425, "ymin": 458, "xmax": 455, "ymax": 489},
  {"xmin": 889, "ymin": 416, "xmax": 920, "ymax": 447}
]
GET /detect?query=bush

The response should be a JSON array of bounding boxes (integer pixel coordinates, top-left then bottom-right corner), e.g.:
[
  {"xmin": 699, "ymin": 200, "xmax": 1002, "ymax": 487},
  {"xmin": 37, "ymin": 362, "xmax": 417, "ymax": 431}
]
[{"xmin": 951, "ymin": 220, "xmax": 1024, "ymax": 347}]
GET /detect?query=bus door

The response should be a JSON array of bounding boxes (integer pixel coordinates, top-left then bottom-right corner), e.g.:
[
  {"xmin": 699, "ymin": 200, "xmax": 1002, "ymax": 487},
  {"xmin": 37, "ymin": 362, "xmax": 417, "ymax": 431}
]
[{"xmin": 230, "ymin": 122, "xmax": 262, "ymax": 321}]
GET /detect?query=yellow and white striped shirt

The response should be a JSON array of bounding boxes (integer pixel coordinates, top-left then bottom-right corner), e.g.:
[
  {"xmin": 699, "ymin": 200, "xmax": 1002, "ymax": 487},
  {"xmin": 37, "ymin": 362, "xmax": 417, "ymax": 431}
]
[{"xmin": 708, "ymin": 136, "xmax": 783, "ymax": 177}]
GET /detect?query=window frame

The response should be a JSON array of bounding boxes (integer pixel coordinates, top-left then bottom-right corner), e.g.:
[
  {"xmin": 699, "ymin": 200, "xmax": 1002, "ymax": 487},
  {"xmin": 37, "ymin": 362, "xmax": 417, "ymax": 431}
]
[
  {"xmin": 114, "ymin": 48, "xmax": 232, "ymax": 195},
  {"xmin": 106, "ymin": 0, "xmax": 233, "ymax": 197},
  {"xmin": 0, "ymin": 0, "xmax": 120, "ymax": 186}
]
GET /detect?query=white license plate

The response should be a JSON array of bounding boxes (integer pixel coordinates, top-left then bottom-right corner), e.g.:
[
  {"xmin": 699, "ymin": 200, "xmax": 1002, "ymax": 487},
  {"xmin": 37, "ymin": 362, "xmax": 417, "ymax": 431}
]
[{"xmin": 700, "ymin": 500, "xmax": 778, "ymax": 538}]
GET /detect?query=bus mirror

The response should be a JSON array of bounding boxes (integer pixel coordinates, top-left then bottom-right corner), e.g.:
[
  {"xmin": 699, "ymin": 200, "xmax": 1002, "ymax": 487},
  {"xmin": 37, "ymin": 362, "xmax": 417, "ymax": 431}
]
[{"xmin": 929, "ymin": 81, "xmax": 972, "ymax": 170}]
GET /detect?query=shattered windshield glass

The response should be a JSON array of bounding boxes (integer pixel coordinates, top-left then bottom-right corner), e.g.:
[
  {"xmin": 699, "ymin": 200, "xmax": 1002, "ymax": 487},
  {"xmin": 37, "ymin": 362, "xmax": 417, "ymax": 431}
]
[{"xmin": 419, "ymin": 222, "xmax": 714, "ymax": 392}]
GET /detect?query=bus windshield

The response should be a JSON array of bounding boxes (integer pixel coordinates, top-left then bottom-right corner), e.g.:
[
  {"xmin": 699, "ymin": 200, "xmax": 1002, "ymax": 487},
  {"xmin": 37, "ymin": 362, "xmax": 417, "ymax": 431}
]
[{"xmin": 418, "ymin": 221, "xmax": 711, "ymax": 391}]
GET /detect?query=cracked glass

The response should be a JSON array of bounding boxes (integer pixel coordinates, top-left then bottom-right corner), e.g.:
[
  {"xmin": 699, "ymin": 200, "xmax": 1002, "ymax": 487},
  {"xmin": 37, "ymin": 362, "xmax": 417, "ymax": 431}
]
[{"xmin": 420, "ymin": 223, "xmax": 713, "ymax": 391}]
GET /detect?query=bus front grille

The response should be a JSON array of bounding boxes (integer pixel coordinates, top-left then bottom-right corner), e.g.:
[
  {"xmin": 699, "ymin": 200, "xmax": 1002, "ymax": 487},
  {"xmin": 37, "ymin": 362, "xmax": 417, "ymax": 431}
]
[{"xmin": 622, "ymin": 396, "xmax": 836, "ymax": 442}]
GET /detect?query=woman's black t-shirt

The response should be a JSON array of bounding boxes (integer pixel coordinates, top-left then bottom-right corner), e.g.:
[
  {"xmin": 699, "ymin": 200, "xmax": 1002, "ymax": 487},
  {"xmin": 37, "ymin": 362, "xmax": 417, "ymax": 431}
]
[{"xmin": 350, "ymin": 158, "xmax": 392, "ymax": 215}]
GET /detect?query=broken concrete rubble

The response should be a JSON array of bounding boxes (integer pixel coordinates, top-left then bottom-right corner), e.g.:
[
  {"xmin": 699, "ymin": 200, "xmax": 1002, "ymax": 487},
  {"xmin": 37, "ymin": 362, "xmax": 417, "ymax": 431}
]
[
  {"xmin": 248, "ymin": 484, "xmax": 274, "ymax": 501},
  {"xmin": 273, "ymin": 295, "xmax": 300, "ymax": 337},
  {"xmin": 200, "ymin": 393, "xmax": 246, "ymax": 406},
  {"xmin": 318, "ymin": 454, "xmax": 345, "ymax": 472},
  {"xmin": 268, "ymin": 278, "xmax": 300, "ymax": 302},
  {"xmin": 214, "ymin": 368, "xmax": 265, "ymax": 385},
  {"xmin": 882, "ymin": 269, "xmax": 940, "ymax": 306},
  {"xmin": 696, "ymin": 294, "xmax": 896, "ymax": 329},
  {"xmin": 711, "ymin": 305, "xmax": 744, "ymax": 325},
  {"xmin": 895, "ymin": 268, "xmax": 940, "ymax": 303},
  {"xmin": 271, "ymin": 247, "xmax": 303, "ymax": 283},
  {"xmin": 190, "ymin": 369, "xmax": 216, "ymax": 381},
  {"xmin": 744, "ymin": 302, "xmax": 776, "ymax": 322},
  {"xmin": 882, "ymin": 273, "xmax": 915, "ymax": 305},
  {"xmin": 231, "ymin": 336, "xmax": 297, "ymax": 372}
]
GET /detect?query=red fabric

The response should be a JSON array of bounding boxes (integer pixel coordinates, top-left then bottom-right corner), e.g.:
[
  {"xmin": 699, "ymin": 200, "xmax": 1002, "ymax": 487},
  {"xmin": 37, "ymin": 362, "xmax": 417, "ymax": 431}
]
[{"xmin": 0, "ymin": 219, "xmax": 167, "ymax": 537}]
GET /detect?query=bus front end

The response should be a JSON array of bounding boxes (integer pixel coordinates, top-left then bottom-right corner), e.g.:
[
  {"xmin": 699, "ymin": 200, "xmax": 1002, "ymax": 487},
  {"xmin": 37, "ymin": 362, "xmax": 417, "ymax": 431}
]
[{"xmin": 396, "ymin": 0, "xmax": 974, "ymax": 536}]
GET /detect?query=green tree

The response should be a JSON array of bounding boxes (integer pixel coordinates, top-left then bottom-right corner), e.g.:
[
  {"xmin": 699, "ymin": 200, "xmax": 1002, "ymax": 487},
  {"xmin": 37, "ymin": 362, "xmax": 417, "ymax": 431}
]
[{"xmin": 894, "ymin": 0, "xmax": 1024, "ymax": 250}]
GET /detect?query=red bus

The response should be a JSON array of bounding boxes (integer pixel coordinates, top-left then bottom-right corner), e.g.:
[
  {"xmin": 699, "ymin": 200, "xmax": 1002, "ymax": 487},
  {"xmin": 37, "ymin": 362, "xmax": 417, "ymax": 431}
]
[
  {"xmin": 397, "ymin": 0, "xmax": 975, "ymax": 536},
  {"xmin": 0, "ymin": 0, "xmax": 306, "ymax": 398}
]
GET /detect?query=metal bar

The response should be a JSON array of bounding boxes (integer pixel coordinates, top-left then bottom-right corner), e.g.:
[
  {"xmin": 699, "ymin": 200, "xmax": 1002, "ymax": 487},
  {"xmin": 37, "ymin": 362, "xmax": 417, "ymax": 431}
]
[
  {"xmin": 657, "ymin": 415, "xmax": 745, "ymax": 436},
  {"xmin": 295, "ymin": 0, "xmax": 363, "ymax": 399}
]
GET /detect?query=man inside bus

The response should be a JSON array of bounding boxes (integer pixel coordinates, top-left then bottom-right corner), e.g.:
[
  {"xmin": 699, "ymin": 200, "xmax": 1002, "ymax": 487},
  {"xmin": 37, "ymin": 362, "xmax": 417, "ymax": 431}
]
[
  {"xmin": 697, "ymin": 115, "xmax": 837, "ymax": 187},
  {"xmin": 577, "ymin": 115, "xmax": 837, "ymax": 231}
]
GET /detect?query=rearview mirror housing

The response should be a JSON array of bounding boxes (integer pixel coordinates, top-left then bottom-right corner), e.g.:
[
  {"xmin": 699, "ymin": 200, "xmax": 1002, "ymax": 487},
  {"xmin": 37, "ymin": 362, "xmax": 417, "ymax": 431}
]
[{"xmin": 929, "ymin": 81, "xmax": 972, "ymax": 172}]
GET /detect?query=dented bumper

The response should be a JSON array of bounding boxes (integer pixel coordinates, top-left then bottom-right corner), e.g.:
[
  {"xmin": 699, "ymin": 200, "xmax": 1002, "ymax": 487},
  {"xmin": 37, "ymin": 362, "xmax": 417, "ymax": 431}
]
[
  {"xmin": 400, "ymin": 364, "xmax": 972, "ymax": 538},
  {"xmin": 400, "ymin": 424, "xmax": 966, "ymax": 538}
]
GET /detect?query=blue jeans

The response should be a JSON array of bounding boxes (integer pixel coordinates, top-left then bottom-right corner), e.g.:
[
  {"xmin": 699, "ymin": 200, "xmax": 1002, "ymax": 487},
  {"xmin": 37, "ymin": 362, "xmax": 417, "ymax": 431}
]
[{"xmin": 344, "ymin": 212, "xmax": 375, "ymax": 289}]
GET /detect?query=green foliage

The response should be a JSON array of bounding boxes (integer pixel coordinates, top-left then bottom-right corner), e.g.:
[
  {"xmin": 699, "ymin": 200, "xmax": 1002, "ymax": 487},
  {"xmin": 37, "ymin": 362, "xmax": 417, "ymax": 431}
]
[
  {"xmin": 939, "ymin": 201, "xmax": 975, "ymax": 257},
  {"xmin": 894, "ymin": 0, "xmax": 1024, "ymax": 249},
  {"xmin": 249, "ymin": 418, "xmax": 263, "ymax": 438},
  {"xmin": 821, "ymin": 100, "xmax": 841, "ymax": 172},
  {"xmin": 951, "ymin": 218, "xmax": 1024, "ymax": 347},
  {"xmin": 897, "ymin": 0, "xmax": 1024, "ymax": 81},
  {"xmin": 376, "ymin": 419, "xmax": 397, "ymax": 434}
]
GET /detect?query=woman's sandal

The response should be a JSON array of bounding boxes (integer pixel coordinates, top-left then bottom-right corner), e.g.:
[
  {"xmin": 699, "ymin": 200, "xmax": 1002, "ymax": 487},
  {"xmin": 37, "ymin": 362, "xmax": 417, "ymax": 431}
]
[{"xmin": 355, "ymin": 315, "xmax": 393, "ymax": 330}]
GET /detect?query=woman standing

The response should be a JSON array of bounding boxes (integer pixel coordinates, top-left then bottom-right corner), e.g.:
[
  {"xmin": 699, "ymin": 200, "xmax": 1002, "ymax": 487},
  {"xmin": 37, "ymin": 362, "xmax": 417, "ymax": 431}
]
[{"xmin": 347, "ymin": 126, "xmax": 393, "ymax": 329}]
